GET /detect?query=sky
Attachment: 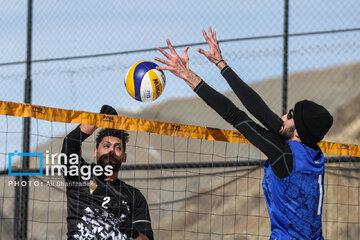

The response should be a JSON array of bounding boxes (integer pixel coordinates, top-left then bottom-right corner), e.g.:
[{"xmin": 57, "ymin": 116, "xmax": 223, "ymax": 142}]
[
  {"xmin": 1, "ymin": 1, "xmax": 359, "ymax": 107},
  {"xmin": 0, "ymin": 0, "xmax": 359, "ymax": 168}
]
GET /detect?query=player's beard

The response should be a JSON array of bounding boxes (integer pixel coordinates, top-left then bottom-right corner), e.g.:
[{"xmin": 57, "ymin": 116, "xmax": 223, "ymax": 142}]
[
  {"xmin": 97, "ymin": 153, "xmax": 123, "ymax": 173},
  {"xmin": 280, "ymin": 125, "xmax": 296, "ymax": 140}
]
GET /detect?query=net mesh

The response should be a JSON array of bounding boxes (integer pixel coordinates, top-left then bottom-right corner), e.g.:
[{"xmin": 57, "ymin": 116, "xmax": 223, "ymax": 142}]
[
  {"xmin": 0, "ymin": 111, "xmax": 359, "ymax": 240},
  {"xmin": 1, "ymin": 1, "xmax": 360, "ymax": 239}
]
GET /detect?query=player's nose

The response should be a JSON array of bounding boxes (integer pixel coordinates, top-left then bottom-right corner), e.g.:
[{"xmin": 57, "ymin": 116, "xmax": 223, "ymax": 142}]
[{"xmin": 105, "ymin": 146, "xmax": 115, "ymax": 154}]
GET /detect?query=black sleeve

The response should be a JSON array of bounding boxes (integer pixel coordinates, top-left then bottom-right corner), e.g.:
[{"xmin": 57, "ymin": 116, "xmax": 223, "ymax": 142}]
[
  {"xmin": 132, "ymin": 191, "xmax": 154, "ymax": 240},
  {"xmin": 61, "ymin": 125, "xmax": 92, "ymax": 181},
  {"xmin": 194, "ymin": 81, "xmax": 293, "ymax": 178},
  {"xmin": 221, "ymin": 66, "xmax": 283, "ymax": 133}
]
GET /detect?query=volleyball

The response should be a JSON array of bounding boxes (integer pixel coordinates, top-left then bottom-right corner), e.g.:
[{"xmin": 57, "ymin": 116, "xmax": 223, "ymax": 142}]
[{"xmin": 124, "ymin": 61, "xmax": 166, "ymax": 102}]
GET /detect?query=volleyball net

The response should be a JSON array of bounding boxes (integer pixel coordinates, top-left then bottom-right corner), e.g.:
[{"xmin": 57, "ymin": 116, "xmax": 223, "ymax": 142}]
[{"xmin": 0, "ymin": 100, "xmax": 359, "ymax": 239}]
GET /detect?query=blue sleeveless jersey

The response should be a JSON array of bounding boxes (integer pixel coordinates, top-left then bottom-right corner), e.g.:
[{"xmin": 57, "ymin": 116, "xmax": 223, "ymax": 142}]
[{"xmin": 262, "ymin": 141, "xmax": 325, "ymax": 240}]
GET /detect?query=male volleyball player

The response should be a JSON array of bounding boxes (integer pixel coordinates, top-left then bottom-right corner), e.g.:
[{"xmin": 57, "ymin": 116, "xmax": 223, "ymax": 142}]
[
  {"xmin": 61, "ymin": 105, "xmax": 153, "ymax": 240},
  {"xmin": 155, "ymin": 28, "xmax": 333, "ymax": 240}
]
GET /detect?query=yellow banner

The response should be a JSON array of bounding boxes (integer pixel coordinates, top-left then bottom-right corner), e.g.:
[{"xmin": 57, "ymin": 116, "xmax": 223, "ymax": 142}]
[{"xmin": 0, "ymin": 100, "xmax": 359, "ymax": 157}]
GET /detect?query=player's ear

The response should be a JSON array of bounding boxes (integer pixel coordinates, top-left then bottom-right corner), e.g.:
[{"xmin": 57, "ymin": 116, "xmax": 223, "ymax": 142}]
[
  {"xmin": 122, "ymin": 153, "xmax": 127, "ymax": 163},
  {"xmin": 294, "ymin": 129, "xmax": 301, "ymax": 141},
  {"xmin": 93, "ymin": 148, "xmax": 97, "ymax": 158}
]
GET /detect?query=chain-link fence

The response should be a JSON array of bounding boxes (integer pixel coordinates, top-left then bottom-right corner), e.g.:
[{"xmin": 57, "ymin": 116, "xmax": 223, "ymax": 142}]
[{"xmin": 1, "ymin": 1, "xmax": 359, "ymax": 142}]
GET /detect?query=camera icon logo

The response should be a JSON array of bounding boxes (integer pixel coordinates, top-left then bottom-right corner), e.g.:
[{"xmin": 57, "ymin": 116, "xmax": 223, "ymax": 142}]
[{"xmin": 8, "ymin": 150, "xmax": 43, "ymax": 176}]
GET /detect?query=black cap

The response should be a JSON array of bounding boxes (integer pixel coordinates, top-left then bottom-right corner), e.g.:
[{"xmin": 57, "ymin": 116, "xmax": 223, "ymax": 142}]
[{"xmin": 293, "ymin": 100, "xmax": 333, "ymax": 146}]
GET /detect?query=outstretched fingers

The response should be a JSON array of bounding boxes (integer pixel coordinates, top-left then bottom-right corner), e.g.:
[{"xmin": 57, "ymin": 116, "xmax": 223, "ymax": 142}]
[
  {"xmin": 202, "ymin": 28, "xmax": 212, "ymax": 45},
  {"xmin": 155, "ymin": 46, "xmax": 172, "ymax": 70},
  {"xmin": 182, "ymin": 46, "xmax": 189, "ymax": 57},
  {"xmin": 154, "ymin": 55, "xmax": 172, "ymax": 71},
  {"xmin": 197, "ymin": 47, "xmax": 208, "ymax": 58},
  {"xmin": 182, "ymin": 46, "xmax": 190, "ymax": 68},
  {"xmin": 166, "ymin": 39, "xmax": 178, "ymax": 56},
  {"xmin": 155, "ymin": 40, "xmax": 191, "ymax": 80},
  {"xmin": 198, "ymin": 27, "xmax": 223, "ymax": 64},
  {"xmin": 156, "ymin": 40, "xmax": 180, "ymax": 63},
  {"xmin": 156, "ymin": 65, "xmax": 175, "ymax": 71},
  {"xmin": 208, "ymin": 27, "xmax": 213, "ymax": 39},
  {"xmin": 207, "ymin": 27, "xmax": 217, "ymax": 45},
  {"xmin": 154, "ymin": 56, "xmax": 167, "ymax": 65},
  {"xmin": 157, "ymin": 46, "xmax": 171, "ymax": 59}
]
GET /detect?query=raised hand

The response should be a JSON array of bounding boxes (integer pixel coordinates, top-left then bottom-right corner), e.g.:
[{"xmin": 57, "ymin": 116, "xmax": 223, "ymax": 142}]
[
  {"xmin": 100, "ymin": 105, "xmax": 117, "ymax": 115},
  {"xmin": 198, "ymin": 27, "xmax": 223, "ymax": 65},
  {"xmin": 155, "ymin": 39, "xmax": 202, "ymax": 90},
  {"xmin": 154, "ymin": 39, "xmax": 190, "ymax": 80}
]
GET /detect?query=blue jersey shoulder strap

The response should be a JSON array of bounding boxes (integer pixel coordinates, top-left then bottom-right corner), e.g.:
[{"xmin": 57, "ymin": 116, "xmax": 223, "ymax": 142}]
[{"xmin": 288, "ymin": 140, "xmax": 324, "ymax": 174}]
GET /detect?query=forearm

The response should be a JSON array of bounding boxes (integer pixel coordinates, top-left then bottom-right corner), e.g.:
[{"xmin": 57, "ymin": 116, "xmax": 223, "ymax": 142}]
[
  {"xmin": 194, "ymin": 80, "xmax": 250, "ymax": 129},
  {"xmin": 61, "ymin": 125, "xmax": 92, "ymax": 157},
  {"xmin": 194, "ymin": 80, "xmax": 293, "ymax": 178},
  {"xmin": 221, "ymin": 65, "xmax": 283, "ymax": 133},
  {"xmin": 180, "ymin": 69, "xmax": 203, "ymax": 90},
  {"xmin": 61, "ymin": 125, "xmax": 92, "ymax": 180}
]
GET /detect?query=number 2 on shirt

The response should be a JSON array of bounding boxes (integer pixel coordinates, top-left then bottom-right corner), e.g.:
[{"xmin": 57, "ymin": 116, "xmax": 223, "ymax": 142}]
[{"xmin": 102, "ymin": 196, "xmax": 111, "ymax": 209}]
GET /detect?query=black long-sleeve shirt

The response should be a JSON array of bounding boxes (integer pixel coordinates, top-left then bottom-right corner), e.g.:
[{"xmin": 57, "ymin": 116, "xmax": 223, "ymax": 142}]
[
  {"xmin": 194, "ymin": 66, "xmax": 293, "ymax": 179},
  {"xmin": 61, "ymin": 126, "xmax": 154, "ymax": 240}
]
